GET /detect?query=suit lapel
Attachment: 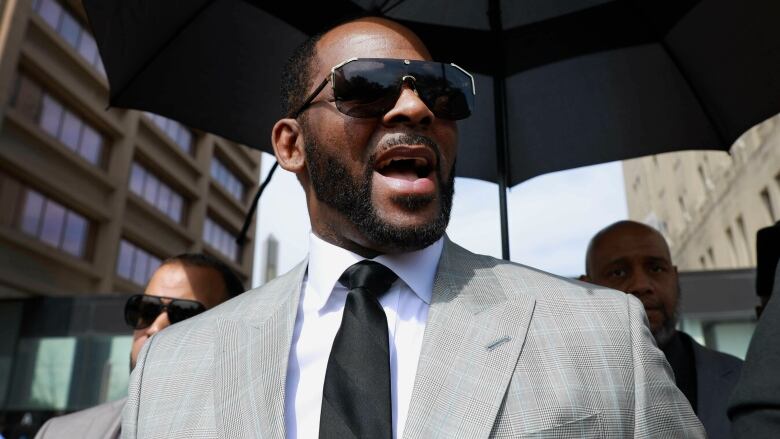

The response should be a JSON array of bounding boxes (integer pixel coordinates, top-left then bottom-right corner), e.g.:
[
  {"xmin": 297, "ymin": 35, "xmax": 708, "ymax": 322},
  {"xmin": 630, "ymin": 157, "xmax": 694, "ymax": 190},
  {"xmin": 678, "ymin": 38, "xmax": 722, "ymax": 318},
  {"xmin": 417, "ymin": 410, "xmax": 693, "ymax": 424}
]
[
  {"xmin": 214, "ymin": 259, "xmax": 307, "ymax": 439},
  {"xmin": 403, "ymin": 240, "xmax": 536, "ymax": 438}
]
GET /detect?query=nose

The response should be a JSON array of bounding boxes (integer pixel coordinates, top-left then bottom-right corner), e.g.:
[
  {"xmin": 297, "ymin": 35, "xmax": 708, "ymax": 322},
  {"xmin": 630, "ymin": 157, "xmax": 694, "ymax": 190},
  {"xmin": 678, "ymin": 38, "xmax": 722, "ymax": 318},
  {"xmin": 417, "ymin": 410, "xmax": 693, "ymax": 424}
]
[
  {"xmin": 382, "ymin": 82, "xmax": 433, "ymax": 128},
  {"xmin": 144, "ymin": 310, "xmax": 171, "ymax": 336},
  {"xmin": 625, "ymin": 270, "xmax": 654, "ymax": 299}
]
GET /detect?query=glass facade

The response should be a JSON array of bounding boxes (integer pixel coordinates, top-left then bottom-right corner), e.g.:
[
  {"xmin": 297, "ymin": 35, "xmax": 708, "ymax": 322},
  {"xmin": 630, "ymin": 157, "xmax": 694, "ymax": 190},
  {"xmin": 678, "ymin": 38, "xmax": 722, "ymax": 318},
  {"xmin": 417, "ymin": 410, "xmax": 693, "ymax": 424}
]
[
  {"xmin": 115, "ymin": 240, "xmax": 161, "ymax": 286},
  {"xmin": 128, "ymin": 162, "xmax": 185, "ymax": 223},
  {"xmin": 144, "ymin": 112, "xmax": 194, "ymax": 154},
  {"xmin": 210, "ymin": 158, "xmax": 246, "ymax": 202},
  {"xmin": 1, "ymin": 298, "xmax": 132, "ymax": 414},
  {"xmin": 12, "ymin": 74, "xmax": 106, "ymax": 167},
  {"xmin": 17, "ymin": 187, "xmax": 89, "ymax": 258},
  {"xmin": 32, "ymin": 0, "xmax": 106, "ymax": 75},
  {"xmin": 203, "ymin": 217, "xmax": 240, "ymax": 262}
]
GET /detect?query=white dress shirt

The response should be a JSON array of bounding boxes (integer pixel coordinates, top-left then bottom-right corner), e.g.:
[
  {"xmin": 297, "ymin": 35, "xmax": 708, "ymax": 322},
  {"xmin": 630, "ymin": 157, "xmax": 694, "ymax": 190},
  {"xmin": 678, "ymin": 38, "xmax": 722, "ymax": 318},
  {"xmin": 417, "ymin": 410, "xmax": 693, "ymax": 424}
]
[{"xmin": 284, "ymin": 233, "xmax": 443, "ymax": 439}]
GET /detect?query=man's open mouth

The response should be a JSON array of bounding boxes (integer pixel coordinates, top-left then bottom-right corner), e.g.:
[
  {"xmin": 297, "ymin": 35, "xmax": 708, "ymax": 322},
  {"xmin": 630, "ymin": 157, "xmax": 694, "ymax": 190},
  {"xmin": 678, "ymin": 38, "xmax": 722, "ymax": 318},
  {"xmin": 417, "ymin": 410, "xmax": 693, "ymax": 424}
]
[
  {"xmin": 374, "ymin": 147, "xmax": 436, "ymax": 181},
  {"xmin": 375, "ymin": 157, "xmax": 432, "ymax": 180}
]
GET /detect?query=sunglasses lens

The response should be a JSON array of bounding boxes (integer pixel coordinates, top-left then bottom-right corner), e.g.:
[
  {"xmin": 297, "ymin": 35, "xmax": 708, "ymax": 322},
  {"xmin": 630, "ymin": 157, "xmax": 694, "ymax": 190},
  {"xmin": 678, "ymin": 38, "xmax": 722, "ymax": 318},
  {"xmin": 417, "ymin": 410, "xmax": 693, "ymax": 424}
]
[
  {"xmin": 125, "ymin": 295, "xmax": 163, "ymax": 330},
  {"xmin": 334, "ymin": 60, "xmax": 399, "ymax": 118},
  {"xmin": 412, "ymin": 63, "xmax": 474, "ymax": 120},
  {"xmin": 167, "ymin": 300, "xmax": 206, "ymax": 324},
  {"xmin": 333, "ymin": 59, "xmax": 474, "ymax": 120}
]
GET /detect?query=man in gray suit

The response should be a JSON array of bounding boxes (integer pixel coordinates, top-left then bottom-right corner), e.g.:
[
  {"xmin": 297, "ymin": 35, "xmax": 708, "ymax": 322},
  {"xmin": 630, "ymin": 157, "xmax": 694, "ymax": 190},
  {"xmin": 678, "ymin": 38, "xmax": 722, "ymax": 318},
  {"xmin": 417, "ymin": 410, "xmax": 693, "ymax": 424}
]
[
  {"xmin": 36, "ymin": 254, "xmax": 242, "ymax": 439},
  {"xmin": 124, "ymin": 17, "xmax": 704, "ymax": 438},
  {"xmin": 581, "ymin": 220, "xmax": 742, "ymax": 439}
]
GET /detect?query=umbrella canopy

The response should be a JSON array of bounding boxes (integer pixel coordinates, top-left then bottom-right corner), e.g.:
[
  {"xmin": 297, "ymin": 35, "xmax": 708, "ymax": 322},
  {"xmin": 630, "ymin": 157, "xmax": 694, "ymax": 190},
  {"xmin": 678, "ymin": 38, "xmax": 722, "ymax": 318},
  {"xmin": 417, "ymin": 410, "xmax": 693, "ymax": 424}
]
[{"xmin": 83, "ymin": 0, "xmax": 780, "ymax": 257}]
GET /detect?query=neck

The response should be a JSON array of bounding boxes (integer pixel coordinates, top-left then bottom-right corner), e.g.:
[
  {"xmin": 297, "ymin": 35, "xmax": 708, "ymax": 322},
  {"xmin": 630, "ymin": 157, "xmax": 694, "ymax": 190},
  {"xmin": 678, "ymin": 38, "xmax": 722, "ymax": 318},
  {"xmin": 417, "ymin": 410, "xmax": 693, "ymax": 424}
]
[{"xmin": 311, "ymin": 228, "xmax": 383, "ymax": 259}]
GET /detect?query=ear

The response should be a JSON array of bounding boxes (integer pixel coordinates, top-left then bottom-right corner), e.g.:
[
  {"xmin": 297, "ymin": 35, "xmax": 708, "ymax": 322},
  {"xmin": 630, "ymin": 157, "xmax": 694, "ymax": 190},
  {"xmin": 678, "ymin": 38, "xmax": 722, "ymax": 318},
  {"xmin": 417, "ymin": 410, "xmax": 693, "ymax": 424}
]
[{"xmin": 271, "ymin": 118, "xmax": 306, "ymax": 174}]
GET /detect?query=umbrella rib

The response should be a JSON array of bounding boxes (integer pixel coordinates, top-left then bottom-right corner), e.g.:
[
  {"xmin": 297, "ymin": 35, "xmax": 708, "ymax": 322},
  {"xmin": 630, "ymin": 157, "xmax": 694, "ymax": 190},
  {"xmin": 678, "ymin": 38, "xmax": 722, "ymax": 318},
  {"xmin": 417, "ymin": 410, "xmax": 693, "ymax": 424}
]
[
  {"xmin": 111, "ymin": 0, "xmax": 217, "ymax": 107},
  {"xmin": 382, "ymin": 0, "xmax": 409, "ymax": 15},
  {"xmin": 629, "ymin": 1, "xmax": 729, "ymax": 147},
  {"xmin": 657, "ymin": 41, "xmax": 728, "ymax": 148},
  {"xmin": 236, "ymin": 161, "xmax": 279, "ymax": 245}
]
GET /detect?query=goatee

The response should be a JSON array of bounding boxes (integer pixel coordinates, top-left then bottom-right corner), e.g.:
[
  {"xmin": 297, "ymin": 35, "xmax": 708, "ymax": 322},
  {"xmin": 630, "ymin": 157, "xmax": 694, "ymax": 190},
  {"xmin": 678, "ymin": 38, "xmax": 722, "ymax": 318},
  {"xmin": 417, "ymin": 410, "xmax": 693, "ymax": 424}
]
[{"xmin": 304, "ymin": 133, "xmax": 454, "ymax": 252}]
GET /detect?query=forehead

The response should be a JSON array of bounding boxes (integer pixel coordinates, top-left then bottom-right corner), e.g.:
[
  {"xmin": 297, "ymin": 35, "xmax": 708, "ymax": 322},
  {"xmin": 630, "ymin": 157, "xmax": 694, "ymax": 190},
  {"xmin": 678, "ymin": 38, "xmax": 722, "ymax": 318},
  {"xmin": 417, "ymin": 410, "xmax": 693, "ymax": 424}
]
[
  {"xmin": 145, "ymin": 263, "xmax": 196, "ymax": 300},
  {"xmin": 593, "ymin": 226, "xmax": 672, "ymax": 266},
  {"xmin": 314, "ymin": 20, "xmax": 431, "ymax": 77}
]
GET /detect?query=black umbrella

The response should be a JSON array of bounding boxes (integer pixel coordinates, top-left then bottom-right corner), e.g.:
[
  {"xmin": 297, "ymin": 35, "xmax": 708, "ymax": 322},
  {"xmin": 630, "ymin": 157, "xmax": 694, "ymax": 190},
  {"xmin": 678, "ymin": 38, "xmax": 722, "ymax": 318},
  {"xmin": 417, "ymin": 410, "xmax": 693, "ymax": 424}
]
[{"xmin": 83, "ymin": 0, "xmax": 780, "ymax": 258}]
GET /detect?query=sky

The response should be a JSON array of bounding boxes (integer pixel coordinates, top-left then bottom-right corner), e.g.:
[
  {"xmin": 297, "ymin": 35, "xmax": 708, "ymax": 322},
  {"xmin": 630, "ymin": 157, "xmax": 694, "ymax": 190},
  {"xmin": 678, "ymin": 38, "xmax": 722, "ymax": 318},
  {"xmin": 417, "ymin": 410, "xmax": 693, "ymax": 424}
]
[{"xmin": 251, "ymin": 152, "xmax": 628, "ymax": 287}]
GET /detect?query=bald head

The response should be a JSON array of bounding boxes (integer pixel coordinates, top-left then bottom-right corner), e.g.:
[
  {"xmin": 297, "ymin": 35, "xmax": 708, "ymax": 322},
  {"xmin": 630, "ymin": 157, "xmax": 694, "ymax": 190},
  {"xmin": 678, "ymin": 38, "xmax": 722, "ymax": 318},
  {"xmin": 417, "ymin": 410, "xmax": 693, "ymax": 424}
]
[
  {"xmin": 318, "ymin": 17, "xmax": 431, "ymax": 61},
  {"xmin": 585, "ymin": 220, "xmax": 672, "ymax": 276},
  {"xmin": 280, "ymin": 17, "xmax": 430, "ymax": 117},
  {"xmin": 582, "ymin": 220, "xmax": 679, "ymax": 347}
]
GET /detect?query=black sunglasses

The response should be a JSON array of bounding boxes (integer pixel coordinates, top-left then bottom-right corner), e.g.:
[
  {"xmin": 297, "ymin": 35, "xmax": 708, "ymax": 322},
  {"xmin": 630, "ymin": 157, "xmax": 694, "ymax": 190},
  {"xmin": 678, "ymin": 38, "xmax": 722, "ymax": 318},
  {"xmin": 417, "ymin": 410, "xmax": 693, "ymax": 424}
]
[
  {"xmin": 124, "ymin": 294, "xmax": 206, "ymax": 330},
  {"xmin": 291, "ymin": 58, "xmax": 476, "ymax": 120}
]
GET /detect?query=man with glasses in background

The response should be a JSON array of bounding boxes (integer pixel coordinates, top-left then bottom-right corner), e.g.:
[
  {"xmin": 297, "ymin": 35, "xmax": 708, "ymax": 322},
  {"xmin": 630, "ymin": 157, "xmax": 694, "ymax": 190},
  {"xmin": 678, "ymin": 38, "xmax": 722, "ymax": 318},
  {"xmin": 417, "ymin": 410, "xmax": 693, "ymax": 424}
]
[
  {"xmin": 124, "ymin": 17, "xmax": 703, "ymax": 438},
  {"xmin": 35, "ymin": 253, "xmax": 243, "ymax": 439}
]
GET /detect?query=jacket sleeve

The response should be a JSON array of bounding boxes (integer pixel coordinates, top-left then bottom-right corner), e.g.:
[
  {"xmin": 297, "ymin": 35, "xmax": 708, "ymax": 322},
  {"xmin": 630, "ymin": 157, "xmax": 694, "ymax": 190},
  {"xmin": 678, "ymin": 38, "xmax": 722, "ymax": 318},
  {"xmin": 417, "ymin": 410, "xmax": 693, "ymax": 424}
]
[
  {"xmin": 728, "ymin": 278, "xmax": 780, "ymax": 437},
  {"xmin": 33, "ymin": 418, "xmax": 54, "ymax": 439},
  {"xmin": 626, "ymin": 295, "xmax": 706, "ymax": 438},
  {"xmin": 121, "ymin": 334, "xmax": 156, "ymax": 439}
]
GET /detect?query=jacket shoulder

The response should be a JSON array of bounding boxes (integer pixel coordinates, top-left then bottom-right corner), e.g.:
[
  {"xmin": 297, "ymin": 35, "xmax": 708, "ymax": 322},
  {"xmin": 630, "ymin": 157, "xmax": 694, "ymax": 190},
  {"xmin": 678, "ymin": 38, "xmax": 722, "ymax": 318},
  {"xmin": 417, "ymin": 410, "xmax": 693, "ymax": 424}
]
[
  {"xmin": 445, "ymin": 239, "xmax": 629, "ymax": 306},
  {"xmin": 35, "ymin": 397, "xmax": 125, "ymax": 439},
  {"xmin": 689, "ymin": 333, "xmax": 744, "ymax": 376}
]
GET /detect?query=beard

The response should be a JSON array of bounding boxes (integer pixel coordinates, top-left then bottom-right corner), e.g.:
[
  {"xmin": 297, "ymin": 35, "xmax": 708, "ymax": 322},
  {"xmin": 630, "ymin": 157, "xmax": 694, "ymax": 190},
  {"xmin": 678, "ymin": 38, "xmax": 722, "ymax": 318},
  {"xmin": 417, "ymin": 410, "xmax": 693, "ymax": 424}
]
[
  {"xmin": 651, "ymin": 283, "xmax": 681, "ymax": 348},
  {"xmin": 304, "ymin": 133, "xmax": 455, "ymax": 253}
]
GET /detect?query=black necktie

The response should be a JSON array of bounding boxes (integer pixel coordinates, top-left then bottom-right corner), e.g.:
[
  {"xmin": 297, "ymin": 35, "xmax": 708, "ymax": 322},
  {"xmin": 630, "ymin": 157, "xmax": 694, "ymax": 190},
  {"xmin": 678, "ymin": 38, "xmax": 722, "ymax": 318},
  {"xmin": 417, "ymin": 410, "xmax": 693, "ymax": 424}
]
[{"xmin": 319, "ymin": 260, "xmax": 398, "ymax": 439}]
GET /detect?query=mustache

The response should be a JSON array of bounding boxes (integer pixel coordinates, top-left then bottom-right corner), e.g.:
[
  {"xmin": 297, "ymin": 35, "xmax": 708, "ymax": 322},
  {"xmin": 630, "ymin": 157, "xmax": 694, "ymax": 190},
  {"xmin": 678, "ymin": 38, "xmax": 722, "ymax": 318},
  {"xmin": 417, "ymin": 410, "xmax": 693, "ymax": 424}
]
[{"xmin": 372, "ymin": 133, "xmax": 441, "ymax": 161}]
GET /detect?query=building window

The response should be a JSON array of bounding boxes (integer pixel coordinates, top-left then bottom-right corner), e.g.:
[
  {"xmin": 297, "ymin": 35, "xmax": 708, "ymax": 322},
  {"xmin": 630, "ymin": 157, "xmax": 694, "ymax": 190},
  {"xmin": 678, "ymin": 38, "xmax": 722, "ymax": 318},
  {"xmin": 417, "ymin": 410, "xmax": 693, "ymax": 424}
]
[
  {"xmin": 11, "ymin": 74, "xmax": 105, "ymax": 166},
  {"xmin": 697, "ymin": 165, "xmax": 711, "ymax": 191},
  {"xmin": 707, "ymin": 247, "xmax": 716, "ymax": 266},
  {"xmin": 760, "ymin": 188, "xmax": 776, "ymax": 223},
  {"xmin": 115, "ymin": 239, "xmax": 161, "ymax": 286},
  {"xmin": 736, "ymin": 216, "xmax": 753, "ymax": 265},
  {"xmin": 725, "ymin": 227, "xmax": 740, "ymax": 266},
  {"xmin": 210, "ymin": 158, "xmax": 246, "ymax": 202},
  {"xmin": 16, "ymin": 186, "xmax": 90, "ymax": 258},
  {"xmin": 128, "ymin": 162, "xmax": 185, "ymax": 223},
  {"xmin": 31, "ymin": 0, "xmax": 106, "ymax": 76},
  {"xmin": 776, "ymin": 172, "xmax": 780, "ymax": 202},
  {"xmin": 632, "ymin": 176, "xmax": 641, "ymax": 193},
  {"xmin": 203, "ymin": 217, "xmax": 239, "ymax": 262},
  {"xmin": 144, "ymin": 112, "xmax": 194, "ymax": 154}
]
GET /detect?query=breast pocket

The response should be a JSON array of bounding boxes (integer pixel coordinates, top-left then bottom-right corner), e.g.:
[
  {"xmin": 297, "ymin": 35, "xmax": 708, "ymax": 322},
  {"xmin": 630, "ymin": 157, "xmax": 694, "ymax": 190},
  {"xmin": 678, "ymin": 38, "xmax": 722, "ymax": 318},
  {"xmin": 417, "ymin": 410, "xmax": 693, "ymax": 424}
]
[{"xmin": 517, "ymin": 412, "xmax": 603, "ymax": 439}]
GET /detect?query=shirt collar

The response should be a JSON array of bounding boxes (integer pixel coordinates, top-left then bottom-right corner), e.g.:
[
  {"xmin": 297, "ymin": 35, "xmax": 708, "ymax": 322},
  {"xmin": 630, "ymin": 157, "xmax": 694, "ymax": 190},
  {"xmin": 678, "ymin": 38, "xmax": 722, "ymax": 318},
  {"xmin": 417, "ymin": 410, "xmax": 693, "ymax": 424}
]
[{"xmin": 307, "ymin": 233, "xmax": 443, "ymax": 310}]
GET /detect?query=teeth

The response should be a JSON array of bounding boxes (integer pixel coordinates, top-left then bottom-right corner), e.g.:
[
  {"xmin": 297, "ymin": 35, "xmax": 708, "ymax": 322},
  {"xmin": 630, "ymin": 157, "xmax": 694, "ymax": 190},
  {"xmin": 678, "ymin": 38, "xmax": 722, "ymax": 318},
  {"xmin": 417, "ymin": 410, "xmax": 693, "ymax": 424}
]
[{"xmin": 377, "ymin": 156, "xmax": 429, "ymax": 170}]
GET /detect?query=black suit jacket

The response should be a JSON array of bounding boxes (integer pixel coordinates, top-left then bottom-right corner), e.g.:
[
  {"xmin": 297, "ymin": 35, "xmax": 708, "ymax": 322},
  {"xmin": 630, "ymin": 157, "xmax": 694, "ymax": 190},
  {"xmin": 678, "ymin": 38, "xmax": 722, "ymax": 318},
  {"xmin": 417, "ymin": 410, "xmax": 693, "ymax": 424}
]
[{"xmin": 728, "ymin": 264, "xmax": 780, "ymax": 438}]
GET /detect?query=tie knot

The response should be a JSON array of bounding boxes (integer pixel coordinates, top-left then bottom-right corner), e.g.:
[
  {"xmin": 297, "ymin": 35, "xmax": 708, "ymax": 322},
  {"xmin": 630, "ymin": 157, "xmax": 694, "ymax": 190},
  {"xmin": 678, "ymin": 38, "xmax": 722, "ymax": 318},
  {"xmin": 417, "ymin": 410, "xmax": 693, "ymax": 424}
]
[{"xmin": 339, "ymin": 260, "xmax": 398, "ymax": 295}]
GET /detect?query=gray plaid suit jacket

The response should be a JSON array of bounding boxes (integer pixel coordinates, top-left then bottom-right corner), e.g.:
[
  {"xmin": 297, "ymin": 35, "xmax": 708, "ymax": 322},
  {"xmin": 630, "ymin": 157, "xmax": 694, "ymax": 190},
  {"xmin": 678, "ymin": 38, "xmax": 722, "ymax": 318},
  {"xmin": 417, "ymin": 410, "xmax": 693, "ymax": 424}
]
[{"xmin": 122, "ymin": 239, "xmax": 704, "ymax": 438}]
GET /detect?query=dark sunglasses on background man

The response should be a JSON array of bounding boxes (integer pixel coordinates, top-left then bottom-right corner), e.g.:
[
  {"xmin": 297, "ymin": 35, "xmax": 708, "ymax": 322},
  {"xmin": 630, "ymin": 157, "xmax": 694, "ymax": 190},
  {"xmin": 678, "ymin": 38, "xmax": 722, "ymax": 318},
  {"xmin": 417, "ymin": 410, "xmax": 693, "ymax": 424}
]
[
  {"xmin": 291, "ymin": 58, "xmax": 476, "ymax": 120},
  {"xmin": 124, "ymin": 294, "xmax": 206, "ymax": 330}
]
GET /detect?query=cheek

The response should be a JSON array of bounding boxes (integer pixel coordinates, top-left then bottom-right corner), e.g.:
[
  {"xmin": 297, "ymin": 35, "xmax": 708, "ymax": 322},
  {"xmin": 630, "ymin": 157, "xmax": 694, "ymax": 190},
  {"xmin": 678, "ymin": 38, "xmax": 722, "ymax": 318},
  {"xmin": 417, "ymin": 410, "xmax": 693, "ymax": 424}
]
[
  {"xmin": 436, "ymin": 124, "xmax": 458, "ymax": 164},
  {"xmin": 595, "ymin": 277, "xmax": 626, "ymax": 292},
  {"xmin": 323, "ymin": 116, "xmax": 375, "ymax": 160},
  {"xmin": 132, "ymin": 329, "xmax": 149, "ymax": 346}
]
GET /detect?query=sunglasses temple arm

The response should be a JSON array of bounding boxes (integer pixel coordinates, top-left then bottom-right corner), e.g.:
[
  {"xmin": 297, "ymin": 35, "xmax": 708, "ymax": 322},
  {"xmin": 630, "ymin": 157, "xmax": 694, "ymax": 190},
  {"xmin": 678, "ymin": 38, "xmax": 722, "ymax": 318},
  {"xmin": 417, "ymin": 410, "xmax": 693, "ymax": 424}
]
[{"xmin": 289, "ymin": 76, "xmax": 331, "ymax": 119}]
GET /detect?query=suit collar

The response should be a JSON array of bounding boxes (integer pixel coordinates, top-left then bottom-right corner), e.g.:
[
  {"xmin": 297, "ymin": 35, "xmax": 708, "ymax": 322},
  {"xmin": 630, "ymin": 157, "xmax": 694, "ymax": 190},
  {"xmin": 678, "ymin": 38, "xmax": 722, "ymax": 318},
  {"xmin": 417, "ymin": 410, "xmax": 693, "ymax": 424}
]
[
  {"xmin": 403, "ymin": 238, "xmax": 537, "ymax": 438},
  {"xmin": 214, "ymin": 259, "xmax": 308, "ymax": 439},
  {"xmin": 307, "ymin": 232, "xmax": 442, "ymax": 309}
]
